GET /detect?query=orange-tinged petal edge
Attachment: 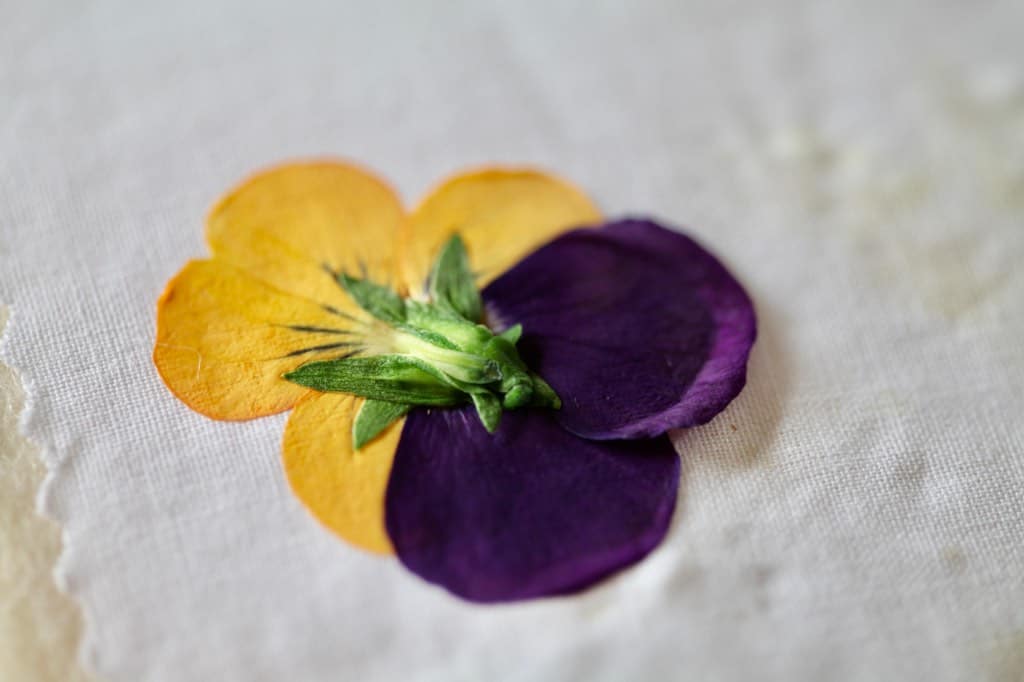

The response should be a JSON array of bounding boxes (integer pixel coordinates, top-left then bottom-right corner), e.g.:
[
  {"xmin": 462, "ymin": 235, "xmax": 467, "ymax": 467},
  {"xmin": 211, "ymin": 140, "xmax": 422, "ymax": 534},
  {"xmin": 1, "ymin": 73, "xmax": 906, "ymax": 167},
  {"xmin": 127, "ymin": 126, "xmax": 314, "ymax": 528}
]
[{"xmin": 154, "ymin": 259, "xmax": 369, "ymax": 420}]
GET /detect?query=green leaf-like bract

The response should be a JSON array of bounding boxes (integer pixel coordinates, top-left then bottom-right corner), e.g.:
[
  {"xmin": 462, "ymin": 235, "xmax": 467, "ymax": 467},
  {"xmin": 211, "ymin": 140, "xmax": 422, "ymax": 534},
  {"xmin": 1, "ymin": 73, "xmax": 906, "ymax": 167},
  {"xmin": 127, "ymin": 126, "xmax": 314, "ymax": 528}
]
[
  {"xmin": 352, "ymin": 399, "xmax": 410, "ymax": 449},
  {"xmin": 497, "ymin": 324, "xmax": 523, "ymax": 345},
  {"xmin": 528, "ymin": 372, "xmax": 562, "ymax": 409},
  {"xmin": 470, "ymin": 391, "xmax": 503, "ymax": 433},
  {"xmin": 284, "ymin": 356, "xmax": 463, "ymax": 405},
  {"xmin": 390, "ymin": 327, "xmax": 501, "ymax": 384},
  {"xmin": 338, "ymin": 273, "xmax": 406, "ymax": 324},
  {"xmin": 428, "ymin": 234, "xmax": 483, "ymax": 322},
  {"xmin": 285, "ymin": 233, "xmax": 561, "ymax": 447}
]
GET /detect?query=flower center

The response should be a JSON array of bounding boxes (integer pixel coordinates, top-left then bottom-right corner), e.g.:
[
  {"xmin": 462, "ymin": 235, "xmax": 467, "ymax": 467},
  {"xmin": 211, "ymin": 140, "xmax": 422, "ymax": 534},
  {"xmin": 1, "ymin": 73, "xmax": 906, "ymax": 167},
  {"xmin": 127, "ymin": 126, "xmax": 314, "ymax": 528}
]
[{"xmin": 284, "ymin": 234, "xmax": 560, "ymax": 448}]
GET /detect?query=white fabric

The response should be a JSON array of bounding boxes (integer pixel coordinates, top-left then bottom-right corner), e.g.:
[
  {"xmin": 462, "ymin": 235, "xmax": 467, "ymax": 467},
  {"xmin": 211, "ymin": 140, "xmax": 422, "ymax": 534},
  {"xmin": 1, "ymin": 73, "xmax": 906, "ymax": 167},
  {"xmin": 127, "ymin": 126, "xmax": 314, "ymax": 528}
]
[{"xmin": 3, "ymin": 1, "xmax": 1023, "ymax": 680}]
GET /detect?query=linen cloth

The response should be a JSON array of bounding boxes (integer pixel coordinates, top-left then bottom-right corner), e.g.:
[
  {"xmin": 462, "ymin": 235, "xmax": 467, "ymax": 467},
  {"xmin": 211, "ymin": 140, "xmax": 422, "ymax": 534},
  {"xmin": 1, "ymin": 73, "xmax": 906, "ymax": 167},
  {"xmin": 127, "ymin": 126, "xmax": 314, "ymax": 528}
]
[
  {"xmin": 0, "ymin": 309, "xmax": 92, "ymax": 682},
  {"xmin": 2, "ymin": 1, "xmax": 1023, "ymax": 680}
]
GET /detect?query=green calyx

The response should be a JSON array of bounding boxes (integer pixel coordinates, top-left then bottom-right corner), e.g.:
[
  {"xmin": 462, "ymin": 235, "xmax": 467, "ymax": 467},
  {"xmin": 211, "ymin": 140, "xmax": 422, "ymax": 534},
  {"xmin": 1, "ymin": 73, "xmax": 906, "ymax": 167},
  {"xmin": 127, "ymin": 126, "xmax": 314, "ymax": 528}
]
[{"xmin": 283, "ymin": 234, "xmax": 560, "ymax": 447}]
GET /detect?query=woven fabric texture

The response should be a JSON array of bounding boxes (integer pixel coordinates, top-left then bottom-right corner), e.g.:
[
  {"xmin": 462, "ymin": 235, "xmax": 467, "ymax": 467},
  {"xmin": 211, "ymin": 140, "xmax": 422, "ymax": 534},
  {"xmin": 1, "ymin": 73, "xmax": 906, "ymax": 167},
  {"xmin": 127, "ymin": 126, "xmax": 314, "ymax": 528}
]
[{"xmin": 2, "ymin": 1, "xmax": 1022, "ymax": 680}]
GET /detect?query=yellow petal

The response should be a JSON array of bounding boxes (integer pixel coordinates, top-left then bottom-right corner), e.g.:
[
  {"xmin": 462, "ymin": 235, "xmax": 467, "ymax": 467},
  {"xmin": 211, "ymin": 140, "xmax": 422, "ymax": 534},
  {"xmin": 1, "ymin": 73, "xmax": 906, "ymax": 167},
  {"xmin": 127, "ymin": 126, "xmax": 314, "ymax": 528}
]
[
  {"xmin": 155, "ymin": 259, "xmax": 371, "ymax": 420},
  {"xmin": 282, "ymin": 392, "xmax": 401, "ymax": 554},
  {"xmin": 208, "ymin": 160, "xmax": 408, "ymax": 306},
  {"xmin": 398, "ymin": 167, "xmax": 601, "ymax": 294}
]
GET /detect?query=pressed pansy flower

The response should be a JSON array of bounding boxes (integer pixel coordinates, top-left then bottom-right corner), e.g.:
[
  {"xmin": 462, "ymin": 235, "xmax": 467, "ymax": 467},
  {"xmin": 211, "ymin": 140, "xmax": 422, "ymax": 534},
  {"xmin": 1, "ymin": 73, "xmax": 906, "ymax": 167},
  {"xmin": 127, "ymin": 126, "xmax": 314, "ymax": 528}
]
[{"xmin": 154, "ymin": 161, "xmax": 756, "ymax": 602}]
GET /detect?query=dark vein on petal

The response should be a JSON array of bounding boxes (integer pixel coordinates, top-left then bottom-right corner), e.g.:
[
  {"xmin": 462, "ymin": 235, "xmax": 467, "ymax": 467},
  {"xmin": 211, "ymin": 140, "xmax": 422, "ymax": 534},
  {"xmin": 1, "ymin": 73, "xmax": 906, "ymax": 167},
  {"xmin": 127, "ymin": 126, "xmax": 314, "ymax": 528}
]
[
  {"xmin": 279, "ymin": 324, "xmax": 356, "ymax": 335},
  {"xmin": 282, "ymin": 342, "xmax": 361, "ymax": 358},
  {"xmin": 321, "ymin": 304, "xmax": 361, "ymax": 322}
]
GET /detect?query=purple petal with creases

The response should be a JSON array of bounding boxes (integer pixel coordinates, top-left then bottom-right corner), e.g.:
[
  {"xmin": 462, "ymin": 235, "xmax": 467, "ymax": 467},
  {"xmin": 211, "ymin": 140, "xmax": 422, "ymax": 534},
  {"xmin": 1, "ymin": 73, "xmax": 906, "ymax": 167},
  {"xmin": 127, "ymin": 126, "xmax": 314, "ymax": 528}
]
[
  {"xmin": 385, "ymin": 407, "xmax": 679, "ymax": 602},
  {"xmin": 483, "ymin": 218, "xmax": 756, "ymax": 440}
]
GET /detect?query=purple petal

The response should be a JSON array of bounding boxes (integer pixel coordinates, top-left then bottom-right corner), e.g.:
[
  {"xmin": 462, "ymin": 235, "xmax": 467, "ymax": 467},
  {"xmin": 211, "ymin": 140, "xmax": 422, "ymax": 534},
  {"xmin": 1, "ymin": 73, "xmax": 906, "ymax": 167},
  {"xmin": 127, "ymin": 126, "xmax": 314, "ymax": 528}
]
[
  {"xmin": 385, "ymin": 407, "xmax": 679, "ymax": 602},
  {"xmin": 483, "ymin": 218, "xmax": 756, "ymax": 440}
]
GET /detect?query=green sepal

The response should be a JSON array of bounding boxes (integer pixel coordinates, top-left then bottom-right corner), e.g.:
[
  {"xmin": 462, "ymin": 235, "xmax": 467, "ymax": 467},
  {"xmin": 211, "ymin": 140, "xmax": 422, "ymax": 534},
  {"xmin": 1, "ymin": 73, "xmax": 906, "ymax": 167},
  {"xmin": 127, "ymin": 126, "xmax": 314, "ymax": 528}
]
[
  {"xmin": 310, "ymin": 232, "xmax": 560, "ymax": 433},
  {"xmin": 529, "ymin": 372, "xmax": 561, "ymax": 409},
  {"xmin": 404, "ymin": 300, "xmax": 492, "ymax": 350},
  {"xmin": 470, "ymin": 390, "xmax": 502, "ymax": 433},
  {"xmin": 352, "ymin": 399, "xmax": 410, "ymax": 449},
  {"xmin": 394, "ymin": 324, "xmax": 460, "ymax": 351},
  {"xmin": 428, "ymin": 234, "xmax": 482, "ymax": 322},
  {"xmin": 481, "ymin": 335, "xmax": 533, "ymax": 407},
  {"xmin": 390, "ymin": 328, "xmax": 501, "ymax": 385},
  {"xmin": 283, "ymin": 355, "xmax": 463, "ymax": 405},
  {"xmin": 502, "ymin": 383, "xmax": 533, "ymax": 409},
  {"xmin": 338, "ymin": 273, "xmax": 406, "ymax": 324},
  {"xmin": 497, "ymin": 324, "xmax": 523, "ymax": 345}
]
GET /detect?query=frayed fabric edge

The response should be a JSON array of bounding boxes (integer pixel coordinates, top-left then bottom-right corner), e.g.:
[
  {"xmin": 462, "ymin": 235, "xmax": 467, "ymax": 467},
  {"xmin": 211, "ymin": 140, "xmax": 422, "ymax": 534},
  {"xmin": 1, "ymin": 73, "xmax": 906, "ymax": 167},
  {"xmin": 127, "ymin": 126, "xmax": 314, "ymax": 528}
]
[{"xmin": 0, "ymin": 304, "xmax": 98, "ymax": 682}]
